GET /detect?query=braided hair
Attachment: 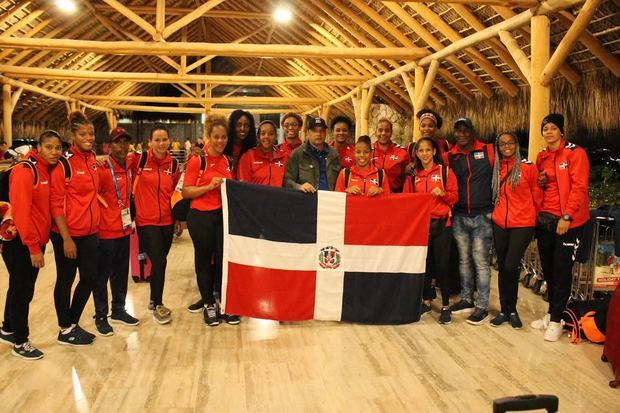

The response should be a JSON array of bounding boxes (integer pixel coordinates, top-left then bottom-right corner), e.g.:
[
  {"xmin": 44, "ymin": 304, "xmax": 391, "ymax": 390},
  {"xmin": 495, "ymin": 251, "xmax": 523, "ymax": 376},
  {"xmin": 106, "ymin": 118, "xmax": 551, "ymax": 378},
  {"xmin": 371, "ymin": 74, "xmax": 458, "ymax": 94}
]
[
  {"xmin": 68, "ymin": 111, "xmax": 92, "ymax": 134},
  {"xmin": 492, "ymin": 132, "xmax": 522, "ymax": 205}
]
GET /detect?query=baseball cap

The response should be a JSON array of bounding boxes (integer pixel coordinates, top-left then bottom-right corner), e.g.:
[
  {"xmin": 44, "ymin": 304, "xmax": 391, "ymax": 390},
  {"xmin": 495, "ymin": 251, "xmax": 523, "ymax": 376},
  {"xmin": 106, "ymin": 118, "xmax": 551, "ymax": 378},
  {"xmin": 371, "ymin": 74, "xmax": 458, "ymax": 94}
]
[
  {"xmin": 307, "ymin": 117, "xmax": 327, "ymax": 130},
  {"xmin": 108, "ymin": 127, "xmax": 131, "ymax": 143},
  {"xmin": 453, "ymin": 117, "xmax": 473, "ymax": 130}
]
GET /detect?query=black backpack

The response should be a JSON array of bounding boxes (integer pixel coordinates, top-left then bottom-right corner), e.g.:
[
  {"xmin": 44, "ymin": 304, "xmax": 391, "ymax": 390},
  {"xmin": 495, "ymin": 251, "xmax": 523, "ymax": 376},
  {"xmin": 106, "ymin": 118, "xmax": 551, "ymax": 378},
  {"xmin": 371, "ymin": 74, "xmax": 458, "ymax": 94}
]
[{"xmin": 0, "ymin": 158, "xmax": 39, "ymax": 203}]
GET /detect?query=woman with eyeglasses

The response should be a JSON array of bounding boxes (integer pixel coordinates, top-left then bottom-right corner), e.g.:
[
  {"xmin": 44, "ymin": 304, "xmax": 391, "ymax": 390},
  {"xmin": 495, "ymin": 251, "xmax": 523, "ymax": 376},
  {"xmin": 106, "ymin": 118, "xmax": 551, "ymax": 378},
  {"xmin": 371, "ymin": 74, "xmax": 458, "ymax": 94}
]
[
  {"xmin": 50, "ymin": 111, "xmax": 101, "ymax": 346},
  {"xmin": 0, "ymin": 131, "xmax": 63, "ymax": 359},
  {"xmin": 279, "ymin": 112, "xmax": 303, "ymax": 156},
  {"xmin": 490, "ymin": 132, "xmax": 541, "ymax": 330}
]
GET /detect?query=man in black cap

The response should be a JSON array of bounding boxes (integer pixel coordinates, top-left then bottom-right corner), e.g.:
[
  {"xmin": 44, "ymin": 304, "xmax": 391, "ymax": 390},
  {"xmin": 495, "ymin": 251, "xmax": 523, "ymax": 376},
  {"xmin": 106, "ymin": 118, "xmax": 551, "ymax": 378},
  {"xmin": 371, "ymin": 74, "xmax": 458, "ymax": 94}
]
[
  {"xmin": 93, "ymin": 127, "xmax": 139, "ymax": 336},
  {"xmin": 446, "ymin": 117, "xmax": 495, "ymax": 325},
  {"xmin": 284, "ymin": 117, "xmax": 341, "ymax": 192}
]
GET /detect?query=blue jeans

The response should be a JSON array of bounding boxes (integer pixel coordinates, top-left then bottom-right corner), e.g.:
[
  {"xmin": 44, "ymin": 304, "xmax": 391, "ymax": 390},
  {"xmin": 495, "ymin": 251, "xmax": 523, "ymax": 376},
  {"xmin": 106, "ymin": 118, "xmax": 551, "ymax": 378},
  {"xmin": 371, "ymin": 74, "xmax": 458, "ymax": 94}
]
[{"xmin": 452, "ymin": 213, "xmax": 493, "ymax": 310}]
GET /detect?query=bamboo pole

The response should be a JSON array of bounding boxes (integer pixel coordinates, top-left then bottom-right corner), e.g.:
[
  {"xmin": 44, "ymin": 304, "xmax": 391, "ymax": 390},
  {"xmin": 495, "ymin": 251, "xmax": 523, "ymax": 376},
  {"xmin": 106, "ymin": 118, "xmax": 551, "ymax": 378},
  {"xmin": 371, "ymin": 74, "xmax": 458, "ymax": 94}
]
[
  {"xmin": 111, "ymin": 104, "xmax": 288, "ymax": 115},
  {"xmin": 499, "ymin": 30, "xmax": 532, "ymax": 85},
  {"xmin": 417, "ymin": 60, "xmax": 440, "ymax": 110},
  {"xmin": 162, "ymin": 0, "xmax": 226, "ymax": 39},
  {"xmin": 92, "ymin": 5, "xmax": 271, "ymax": 19},
  {"xmin": 351, "ymin": 91, "xmax": 362, "ymax": 139},
  {"xmin": 0, "ymin": 37, "xmax": 428, "ymax": 60},
  {"xmin": 10, "ymin": 87, "xmax": 23, "ymax": 111},
  {"xmin": 387, "ymin": 0, "xmax": 539, "ymax": 5},
  {"xmin": 413, "ymin": 66, "xmax": 425, "ymax": 141},
  {"xmin": 540, "ymin": 0, "xmax": 603, "ymax": 86},
  {"xmin": 155, "ymin": 0, "xmax": 165, "ymax": 41},
  {"xmin": 101, "ymin": 0, "xmax": 157, "ymax": 39},
  {"xmin": 360, "ymin": 86, "xmax": 376, "ymax": 136},
  {"xmin": 3, "ymin": 83, "xmax": 12, "ymax": 146},
  {"xmin": 529, "ymin": 15, "xmax": 551, "ymax": 159},
  {"xmin": 73, "ymin": 95, "xmax": 326, "ymax": 105},
  {"xmin": 0, "ymin": 66, "xmax": 366, "ymax": 86}
]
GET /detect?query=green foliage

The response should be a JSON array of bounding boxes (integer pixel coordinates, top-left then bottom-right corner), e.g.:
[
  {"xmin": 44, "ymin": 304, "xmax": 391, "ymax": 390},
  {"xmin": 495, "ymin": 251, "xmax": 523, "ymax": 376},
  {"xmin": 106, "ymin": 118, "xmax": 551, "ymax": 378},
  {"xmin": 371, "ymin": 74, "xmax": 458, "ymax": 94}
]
[{"xmin": 590, "ymin": 165, "xmax": 620, "ymax": 207}]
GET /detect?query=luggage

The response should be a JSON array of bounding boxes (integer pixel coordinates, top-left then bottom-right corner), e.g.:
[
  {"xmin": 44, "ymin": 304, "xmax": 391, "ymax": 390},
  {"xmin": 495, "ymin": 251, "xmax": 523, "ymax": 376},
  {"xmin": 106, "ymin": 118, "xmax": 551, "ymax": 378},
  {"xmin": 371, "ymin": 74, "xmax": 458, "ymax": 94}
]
[
  {"xmin": 492, "ymin": 394, "xmax": 558, "ymax": 412},
  {"xmin": 602, "ymin": 284, "xmax": 620, "ymax": 388},
  {"xmin": 130, "ymin": 227, "xmax": 151, "ymax": 282}
]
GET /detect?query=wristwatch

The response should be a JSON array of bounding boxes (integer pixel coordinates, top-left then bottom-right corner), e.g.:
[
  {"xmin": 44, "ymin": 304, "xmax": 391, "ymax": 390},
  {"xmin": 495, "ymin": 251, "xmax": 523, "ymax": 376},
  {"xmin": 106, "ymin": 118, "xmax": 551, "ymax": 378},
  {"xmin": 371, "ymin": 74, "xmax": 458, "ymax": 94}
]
[{"xmin": 562, "ymin": 214, "xmax": 573, "ymax": 222}]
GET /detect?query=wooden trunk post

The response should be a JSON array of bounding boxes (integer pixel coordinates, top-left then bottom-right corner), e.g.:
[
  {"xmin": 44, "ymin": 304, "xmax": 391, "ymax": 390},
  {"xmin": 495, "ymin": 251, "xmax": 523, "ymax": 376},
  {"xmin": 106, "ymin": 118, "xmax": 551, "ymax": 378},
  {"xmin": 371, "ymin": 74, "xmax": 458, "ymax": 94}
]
[
  {"xmin": 2, "ymin": 83, "xmax": 12, "ymax": 146},
  {"xmin": 529, "ymin": 15, "xmax": 551, "ymax": 159},
  {"xmin": 413, "ymin": 66, "xmax": 425, "ymax": 141},
  {"xmin": 360, "ymin": 86, "xmax": 376, "ymax": 136},
  {"xmin": 351, "ymin": 90, "xmax": 361, "ymax": 139}
]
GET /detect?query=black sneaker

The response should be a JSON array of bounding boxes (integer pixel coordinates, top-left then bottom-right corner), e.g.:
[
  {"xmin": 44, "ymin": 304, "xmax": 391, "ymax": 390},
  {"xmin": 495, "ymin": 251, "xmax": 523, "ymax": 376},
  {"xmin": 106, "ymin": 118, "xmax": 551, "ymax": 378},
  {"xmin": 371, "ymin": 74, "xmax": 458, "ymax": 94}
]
[
  {"xmin": 0, "ymin": 329, "xmax": 15, "ymax": 346},
  {"xmin": 421, "ymin": 303, "xmax": 432, "ymax": 315},
  {"xmin": 439, "ymin": 307, "xmax": 452, "ymax": 325},
  {"xmin": 450, "ymin": 299, "xmax": 475, "ymax": 314},
  {"xmin": 57, "ymin": 327, "xmax": 94, "ymax": 346},
  {"xmin": 222, "ymin": 314, "xmax": 240, "ymax": 325},
  {"xmin": 94, "ymin": 317, "xmax": 114, "ymax": 336},
  {"xmin": 204, "ymin": 304, "xmax": 219, "ymax": 327},
  {"xmin": 12, "ymin": 341, "xmax": 44, "ymax": 360},
  {"xmin": 110, "ymin": 310, "xmax": 140, "ymax": 326},
  {"xmin": 75, "ymin": 325, "xmax": 96, "ymax": 341},
  {"xmin": 509, "ymin": 312, "xmax": 523, "ymax": 329},
  {"xmin": 466, "ymin": 308, "xmax": 489, "ymax": 325},
  {"xmin": 490, "ymin": 313, "xmax": 509, "ymax": 327},
  {"xmin": 187, "ymin": 299, "xmax": 204, "ymax": 313}
]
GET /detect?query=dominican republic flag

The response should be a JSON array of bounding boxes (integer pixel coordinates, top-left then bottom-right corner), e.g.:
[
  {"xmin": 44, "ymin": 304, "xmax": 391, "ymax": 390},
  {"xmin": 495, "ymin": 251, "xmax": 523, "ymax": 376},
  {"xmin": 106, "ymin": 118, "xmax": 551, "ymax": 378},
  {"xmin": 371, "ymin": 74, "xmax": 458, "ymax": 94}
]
[{"xmin": 221, "ymin": 180, "xmax": 431, "ymax": 324}]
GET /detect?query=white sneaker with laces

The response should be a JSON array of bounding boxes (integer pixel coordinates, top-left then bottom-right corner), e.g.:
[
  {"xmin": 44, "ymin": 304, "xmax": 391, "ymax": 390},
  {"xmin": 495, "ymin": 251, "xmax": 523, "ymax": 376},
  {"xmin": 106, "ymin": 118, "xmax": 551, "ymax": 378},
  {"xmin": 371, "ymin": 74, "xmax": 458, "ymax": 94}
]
[
  {"xmin": 531, "ymin": 313, "xmax": 550, "ymax": 330},
  {"xmin": 544, "ymin": 321, "xmax": 564, "ymax": 342}
]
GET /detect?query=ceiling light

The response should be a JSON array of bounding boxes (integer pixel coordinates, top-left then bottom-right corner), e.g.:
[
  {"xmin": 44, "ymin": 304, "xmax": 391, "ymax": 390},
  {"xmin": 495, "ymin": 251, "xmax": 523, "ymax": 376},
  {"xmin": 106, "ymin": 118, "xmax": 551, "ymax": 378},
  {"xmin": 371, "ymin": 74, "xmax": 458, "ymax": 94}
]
[
  {"xmin": 274, "ymin": 7, "xmax": 292, "ymax": 23},
  {"xmin": 56, "ymin": 0, "xmax": 76, "ymax": 13}
]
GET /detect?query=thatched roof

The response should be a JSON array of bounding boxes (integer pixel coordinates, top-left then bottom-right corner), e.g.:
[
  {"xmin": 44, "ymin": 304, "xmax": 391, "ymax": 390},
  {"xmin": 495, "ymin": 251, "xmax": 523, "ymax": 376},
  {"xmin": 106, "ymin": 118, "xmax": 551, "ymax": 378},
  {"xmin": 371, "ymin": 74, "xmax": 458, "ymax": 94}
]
[{"xmin": 0, "ymin": 0, "xmax": 618, "ymax": 132}]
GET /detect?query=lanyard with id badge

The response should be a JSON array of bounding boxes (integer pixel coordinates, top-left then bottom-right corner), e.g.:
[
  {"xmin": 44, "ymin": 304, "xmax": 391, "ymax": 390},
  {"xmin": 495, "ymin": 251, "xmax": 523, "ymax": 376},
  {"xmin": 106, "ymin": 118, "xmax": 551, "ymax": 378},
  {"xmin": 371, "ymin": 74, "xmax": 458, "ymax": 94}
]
[{"xmin": 108, "ymin": 159, "xmax": 132, "ymax": 230}]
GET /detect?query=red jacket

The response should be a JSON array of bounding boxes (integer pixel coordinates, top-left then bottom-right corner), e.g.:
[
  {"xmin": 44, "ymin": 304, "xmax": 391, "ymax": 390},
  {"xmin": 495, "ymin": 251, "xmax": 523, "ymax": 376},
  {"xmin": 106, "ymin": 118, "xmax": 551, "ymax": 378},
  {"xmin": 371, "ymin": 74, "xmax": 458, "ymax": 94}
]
[
  {"xmin": 334, "ymin": 165, "xmax": 391, "ymax": 195},
  {"xmin": 330, "ymin": 142, "xmax": 355, "ymax": 169},
  {"xmin": 183, "ymin": 152, "xmax": 234, "ymax": 211},
  {"xmin": 9, "ymin": 150, "xmax": 51, "ymax": 254},
  {"xmin": 128, "ymin": 150, "xmax": 181, "ymax": 227},
  {"xmin": 403, "ymin": 163, "xmax": 458, "ymax": 221},
  {"xmin": 536, "ymin": 140, "xmax": 590, "ymax": 228},
  {"xmin": 492, "ymin": 158, "xmax": 542, "ymax": 229},
  {"xmin": 50, "ymin": 146, "xmax": 100, "ymax": 237},
  {"xmin": 278, "ymin": 140, "xmax": 302, "ymax": 156},
  {"xmin": 98, "ymin": 156, "xmax": 132, "ymax": 239},
  {"xmin": 371, "ymin": 141, "xmax": 410, "ymax": 192},
  {"xmin": 237, "ymin": 147, "xmax": 288, "ymax": 187}
]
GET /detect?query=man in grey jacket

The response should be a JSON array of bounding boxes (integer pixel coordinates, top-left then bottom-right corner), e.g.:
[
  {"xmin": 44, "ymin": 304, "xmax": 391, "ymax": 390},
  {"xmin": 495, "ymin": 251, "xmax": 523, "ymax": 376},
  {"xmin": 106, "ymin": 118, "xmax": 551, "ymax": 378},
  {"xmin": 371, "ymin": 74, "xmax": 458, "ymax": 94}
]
[{"xmin": 284, "ymin": 117, "xmax": 341, "ymax": 192}]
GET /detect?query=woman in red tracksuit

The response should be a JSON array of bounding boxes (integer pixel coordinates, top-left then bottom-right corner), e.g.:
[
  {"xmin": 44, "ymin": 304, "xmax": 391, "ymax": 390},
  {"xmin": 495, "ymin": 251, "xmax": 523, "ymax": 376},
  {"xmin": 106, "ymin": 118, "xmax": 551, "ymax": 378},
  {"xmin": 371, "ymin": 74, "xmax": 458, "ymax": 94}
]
[
  {"xmin": 50, "ymin": 111, "xmax": 100, "ymax": 346},
  {"xmin": 335, "ymin": 135, "xmax": 390, "ymax": 196},
  {"xmin": 403, "ymin": 137, "xmax": 458, "ymax": 325},
  {"xmin": 330, "ymin": 115, "xmax": 355, "ymax": 169},
  {"xmin": 0, "ymin": 131, "xmax": 62, "ymax": 359},
  {"xmin": 183, "ymin": 117, "xmax": 235, "ymax": 327},
  {"xmin": 533, "ymin": 113, "xmax": 590, "ymax": 342},
  {"xmin": 372, "ymin": 118, "xmax": 409, "ymax": 192},
  {"xmin": 128, "ymin": 125, "xmax": 182, "ymax": 325},
  {"xmin": 238, "ymin": 120, "xmax": 289, "ymax": 187},
  {"xmin": 490, "ymin": 132, "xmax": 542, "ymax": 330}
]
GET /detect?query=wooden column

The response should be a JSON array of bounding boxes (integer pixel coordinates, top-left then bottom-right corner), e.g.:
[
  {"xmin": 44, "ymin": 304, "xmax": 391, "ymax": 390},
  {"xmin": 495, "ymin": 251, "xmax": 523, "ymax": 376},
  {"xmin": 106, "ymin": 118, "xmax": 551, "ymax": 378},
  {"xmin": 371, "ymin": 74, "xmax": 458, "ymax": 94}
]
[
  {"xmin": 360, "ymin": 86, "xmax": 375, "ymax": 136},
  {"xmin": 320, "ymin": 105, "xmax": 331, "ymax": 126},
  {"xmin": 351, "ymin": 90, "xmax": 361, "ymax": 139},
  {"xmin": 413, "ymin": 66, "xmax": 425, "ymax": 141},
  {"xmin": 529, "ymin": 15, "xmax": 551, "ymax": 160},
  {"xmin": 2, "ymin": 83, "xmax": 12, "ymax": 146}
]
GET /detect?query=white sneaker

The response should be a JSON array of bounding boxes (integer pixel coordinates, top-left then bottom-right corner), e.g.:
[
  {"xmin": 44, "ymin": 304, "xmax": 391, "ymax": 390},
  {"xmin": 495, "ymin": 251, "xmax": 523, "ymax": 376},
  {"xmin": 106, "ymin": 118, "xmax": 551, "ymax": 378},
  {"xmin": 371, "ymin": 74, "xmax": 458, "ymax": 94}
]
[
  {"xmin": 531, "ymin": 313, "xmax": 550, "ymax": 330},
  {"xmin": 544, "ymin": 321, "xmax": 564, "ymax": 342}
]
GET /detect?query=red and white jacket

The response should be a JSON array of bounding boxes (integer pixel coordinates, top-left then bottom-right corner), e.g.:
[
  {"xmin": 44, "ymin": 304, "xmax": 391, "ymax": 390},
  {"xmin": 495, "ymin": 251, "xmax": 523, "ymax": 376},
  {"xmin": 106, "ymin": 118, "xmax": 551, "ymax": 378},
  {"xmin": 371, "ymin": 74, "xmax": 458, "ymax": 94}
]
[
  {"xmin": 403, "ymin": 163, "xmax": 458, "ymax": 222},
  {"xmin": 278, "ymin": 140, "xmax": 302, "ymax": 156},
  {"xmin": 98, "ymin": 156, "xmax": 132, "ymax": 239},
  {"xmin": 183, "ymin": 152, "xmax": 234, "ymax": 211},
  {"xmin": 9, "ymin": 150, "xmax": 52, "ymax": 254},
  {"xmin": 50, "ymin": 146, "xmax": 100, "ymax": 237},
  {"xmin": 334, "ymin": 165, "xmax": 391, "ymax": 195},
  {"xmin": 492, "ymin": 158, "xmax": 542, "ymax": 229},
  {"xmin": 536, "ymin": 140, "xmax": 590, "ymax": 228},
  {"xmin": 237, "ymin": 147, "xmax": 288, "ymax": 187},
  {"xmin": 128, "ymin": 150, "xmax": 181, "ymax": 227},
  {"xmin": 372, "ymin": 141, "xmax": 410, "ymax": 192},
  {"xmin": 330, "ymin": 142, "xmax": 355, "ymax": 169}
]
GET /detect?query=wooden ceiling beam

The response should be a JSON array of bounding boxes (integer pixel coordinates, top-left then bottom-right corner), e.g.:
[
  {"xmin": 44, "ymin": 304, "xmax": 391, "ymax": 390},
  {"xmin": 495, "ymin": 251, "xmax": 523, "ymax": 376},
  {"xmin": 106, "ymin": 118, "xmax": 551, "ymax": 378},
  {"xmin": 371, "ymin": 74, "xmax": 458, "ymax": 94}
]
[
  {"xmin": 162, "ymin": 0, "xmax": 226, "ymax": 40},
  {"xmin": 0, "ymin": 65, "xmax": 367, "ymax": 86},
  {"xmin": 92, "ymin": 5, "xmax": 271, "ymax": 19},
  {"xmin": 386, "ymin": 0, "xmax": 540, "ymax": 5},
  {"xmin": 100, "ymin": 0, "xmax": 157, "ymax": 39},
  {"xmin": 0, "ymin": 36, "xmax": 428, "ymax": 60},
  {"xmin": 499, "ymin": 30, "xmax": 532, "ymax": 84},
  {"xmin": 73, "ymin": 95, "xmax": 326, "ymax": 105}
]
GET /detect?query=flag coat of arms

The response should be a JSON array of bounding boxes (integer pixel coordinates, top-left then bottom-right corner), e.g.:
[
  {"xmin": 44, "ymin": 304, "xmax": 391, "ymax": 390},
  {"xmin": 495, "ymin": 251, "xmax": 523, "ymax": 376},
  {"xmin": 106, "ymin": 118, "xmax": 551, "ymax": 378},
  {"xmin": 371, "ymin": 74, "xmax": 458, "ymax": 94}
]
[{"xmin": 221, "ymin": 180, "xmax": 431, "ymax": 324}]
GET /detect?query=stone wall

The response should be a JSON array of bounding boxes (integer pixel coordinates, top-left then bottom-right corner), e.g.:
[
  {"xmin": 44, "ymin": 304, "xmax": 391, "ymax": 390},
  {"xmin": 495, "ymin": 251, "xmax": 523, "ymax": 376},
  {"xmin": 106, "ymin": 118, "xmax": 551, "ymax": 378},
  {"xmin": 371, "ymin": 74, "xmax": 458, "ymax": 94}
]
[{"xmin": 367, "ymin": 104, "xmax": 413, "ymax": 146}]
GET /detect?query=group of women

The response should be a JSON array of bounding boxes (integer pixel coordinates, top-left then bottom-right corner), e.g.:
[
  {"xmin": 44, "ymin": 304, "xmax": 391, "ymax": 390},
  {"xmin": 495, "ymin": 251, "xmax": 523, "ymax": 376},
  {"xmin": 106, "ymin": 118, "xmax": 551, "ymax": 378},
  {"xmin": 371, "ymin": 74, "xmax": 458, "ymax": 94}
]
[{"xmin": 0, "ymin": 106, "xmax": 589, "ymax": 360}]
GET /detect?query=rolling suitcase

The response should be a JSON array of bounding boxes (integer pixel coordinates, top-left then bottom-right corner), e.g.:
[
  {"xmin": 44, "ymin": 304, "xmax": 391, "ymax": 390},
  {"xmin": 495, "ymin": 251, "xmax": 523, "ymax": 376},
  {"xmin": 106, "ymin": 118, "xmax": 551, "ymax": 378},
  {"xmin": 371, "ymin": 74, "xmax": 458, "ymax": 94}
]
[
  {"xmin": 603, "ymin": 284, "xmax": 620, "ymax": 388},
  {"xmin": 130, "ymin": 227, "xmax": 151, "ymax": 282}
]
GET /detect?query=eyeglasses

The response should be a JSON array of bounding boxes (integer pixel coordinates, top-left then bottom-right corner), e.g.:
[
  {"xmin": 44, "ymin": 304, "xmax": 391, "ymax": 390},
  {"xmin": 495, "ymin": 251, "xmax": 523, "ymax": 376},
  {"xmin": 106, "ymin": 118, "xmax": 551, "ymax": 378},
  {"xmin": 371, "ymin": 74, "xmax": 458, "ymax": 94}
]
[
  {"xmin": 498, "ymin": 142, "xmax": 516, "ymax": 147},
  {"xmin": 283, "ymin": 123, "xmax": 299, "ymax": 128}
]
